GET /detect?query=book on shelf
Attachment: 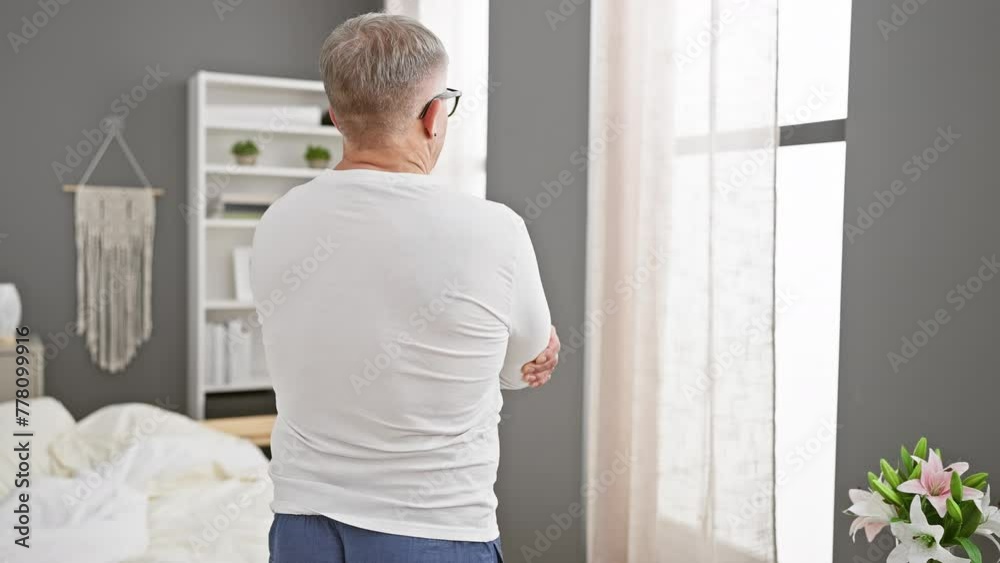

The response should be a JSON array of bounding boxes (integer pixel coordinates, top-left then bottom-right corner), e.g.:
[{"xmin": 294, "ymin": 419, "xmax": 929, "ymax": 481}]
[
  {"xmin": 226, "ymin": 320, "xmax": 253, "ymax": 385},
  {"xmin": 204, "ymin": 320, "xmax": 260, "ymax": 388},
  {"xmin": 232, "ymin": 247, "xmax": 253, "ymax": 303}
]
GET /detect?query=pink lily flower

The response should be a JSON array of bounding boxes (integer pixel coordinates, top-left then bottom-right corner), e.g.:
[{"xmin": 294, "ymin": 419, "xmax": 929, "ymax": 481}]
[{"xmin": 897, "ymin": 450, "xmax": 984, "ymax": 517}]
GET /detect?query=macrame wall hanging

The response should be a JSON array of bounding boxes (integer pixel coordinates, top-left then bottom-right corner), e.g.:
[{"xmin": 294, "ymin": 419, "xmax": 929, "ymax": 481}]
[{"xmin": 64, "ymin": 116, "xmax": 163, "ymax": 373}]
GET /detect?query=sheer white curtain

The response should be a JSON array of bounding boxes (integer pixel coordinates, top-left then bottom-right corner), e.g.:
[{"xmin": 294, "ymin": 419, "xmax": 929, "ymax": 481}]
[
  {"xmin": 385, "ymin": 0, "xmax": 489, "ymax": 198},
  {"xmin": 585, "ymin": 0, "xmax": 779, "ymax": 561}
]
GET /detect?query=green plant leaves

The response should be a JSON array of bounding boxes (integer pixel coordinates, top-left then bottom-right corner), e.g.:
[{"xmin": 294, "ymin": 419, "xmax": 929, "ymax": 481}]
[
  {"xmin": 901, "ymin": 445, "xmax": 914, "ymax": 475},
  {"xmin": 952, "ymin": 471, "xmax": 964, "ymax": 502},
  {"xmin": 965, "ymin": 472, "xmax": 989, "ymax": 491},
  {"xmin": 882, "ymin": 459, "xmax": 903, "ymax": 489},
  {"xmin": 869, "ymin": 471, "xmax": 906, "ymax": 508},
  {"xmin": 914, "ymin": 437, "xmax": 928, "ymax": 461},
  {"xmin": 958, "ymin": 537, "xmax": 983, "ymax": 563},
  {"xmin": 947, "ymin": 498, "xmax": 964, "ymax": 522},
  {"xmin": 959, "ymin": 500, "xmax": 983, "ymax": 539}
]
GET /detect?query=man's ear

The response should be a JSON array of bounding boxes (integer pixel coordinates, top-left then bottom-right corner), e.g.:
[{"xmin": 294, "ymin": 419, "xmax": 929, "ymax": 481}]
[
  {"xmin": 420, "ymin": 99, "xmax": 442, "ymax": 139},
  {"xmin": 328, "ymin": 108, "xmax": 340, "ymax": 129}
]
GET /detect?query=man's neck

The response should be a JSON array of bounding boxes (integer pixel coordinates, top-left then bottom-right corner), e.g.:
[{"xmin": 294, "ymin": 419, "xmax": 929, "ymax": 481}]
[{"xmin": 335, "ymin": 144, "xmax": 432, "ymax": 175}]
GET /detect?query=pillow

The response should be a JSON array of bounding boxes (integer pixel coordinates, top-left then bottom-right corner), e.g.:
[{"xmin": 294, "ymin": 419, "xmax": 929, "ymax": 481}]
[{"xmin": 0, "ymin": 397, "xmax": 77, "ymax": 497}]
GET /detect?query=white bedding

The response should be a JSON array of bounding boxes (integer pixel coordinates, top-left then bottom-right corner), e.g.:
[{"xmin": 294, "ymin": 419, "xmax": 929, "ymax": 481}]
[{"xmin": 0, "ymin": 401, "xmax": 273, "ymax": 563}]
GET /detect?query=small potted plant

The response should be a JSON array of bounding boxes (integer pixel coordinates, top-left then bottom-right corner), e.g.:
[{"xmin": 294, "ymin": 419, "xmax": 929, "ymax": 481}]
[
  {"xmin": 231, "ymin": 140, "xmax": 259, "ymax": 166},
  {"xmin": 304, "ymin": 145, "xmax": 332, "ymax": 169}
]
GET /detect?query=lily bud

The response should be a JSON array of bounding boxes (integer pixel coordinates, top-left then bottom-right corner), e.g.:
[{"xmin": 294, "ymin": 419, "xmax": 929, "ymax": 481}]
[
  {"xmin": 946, "ymin": 497, "xmax": 963, "ymax": 523},
  {"xmin": 881, "ymin": 459, "xmax": 902, "ymax": 488}
]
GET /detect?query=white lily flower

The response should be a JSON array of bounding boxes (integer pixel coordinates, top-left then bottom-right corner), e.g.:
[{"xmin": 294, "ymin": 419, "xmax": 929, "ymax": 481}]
[
  {"xmin": 888, "ymin": 496, "xmax": 970, "ymax": 563},
  {"xmin": 847, "ymin": 489, "xmax": 896, "ymax": 542},
  {"xmin": 976, "ymin": 485, "xmax": 1000, "ymax": 538}
]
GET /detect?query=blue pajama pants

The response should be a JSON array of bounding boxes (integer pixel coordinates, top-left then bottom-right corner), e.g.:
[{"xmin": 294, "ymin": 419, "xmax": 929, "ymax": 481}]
[{"xmin": 269, "ymin": 514, "xmax": 505, "ymax": 563}]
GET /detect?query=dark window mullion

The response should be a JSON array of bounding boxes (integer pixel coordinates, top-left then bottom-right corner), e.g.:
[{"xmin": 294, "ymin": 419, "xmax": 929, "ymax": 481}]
[
  {"xmin": 779, "ymin": 118, "xmax": 846, "ymax": 147},
  {"xmin": 675, "ymin": 118, "xmax": 846, "ymax": 155}
]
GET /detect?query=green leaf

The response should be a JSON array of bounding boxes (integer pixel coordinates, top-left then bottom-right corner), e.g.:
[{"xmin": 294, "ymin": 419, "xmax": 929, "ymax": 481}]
[
  {"xmin": 869, "ymin": 472, "xmax": 906, "ymax": 508},
  {"xmin": 965, "ymin": 472, "xmax": 989, "ymax": 491},
  {"xmin": 909, "ymin": 462, "xmax": 922, "ymax": 480},
  {"xmin": 960, "ymin": 501, "xmax": 983, "ymax": 538},
  {"xmin": 952, "ymin": 471, "xmax": 965, "ymax": 502},
  {"xmin": 958, "ymin": 537, "xmax": 983, "ymax": 563},
  {"xmin": 881, "ymin": 459, "xmax": 903, "ymax": 488},
  {"xmin": 947, "ymin": 497, "xmax": 964, "ymax": 523},
  {"xmin": 914, "ymin": 437, "xmax": 929, "ymax": 460},
  {"xmin": 943, "ymin": 516, "xmax": 961, "ymax": 546},
  {"xmin": 901, "ymin": 445, "xmax": 914, "ymax": 474},
  {"xmin": 936, "ymin": 447, "xmax": 944, "ymax": 459}
]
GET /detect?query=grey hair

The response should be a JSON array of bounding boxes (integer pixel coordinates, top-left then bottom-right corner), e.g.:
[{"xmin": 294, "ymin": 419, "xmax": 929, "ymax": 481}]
[{"xmin": 319, "ymin": 13, "xmax": 447, "ymax": 142}]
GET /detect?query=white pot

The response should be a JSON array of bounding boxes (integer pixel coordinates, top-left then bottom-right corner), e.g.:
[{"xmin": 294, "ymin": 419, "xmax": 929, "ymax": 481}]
[{"xmin": 0, "ymin": 284, "xmax": 22, "ymax": 341}]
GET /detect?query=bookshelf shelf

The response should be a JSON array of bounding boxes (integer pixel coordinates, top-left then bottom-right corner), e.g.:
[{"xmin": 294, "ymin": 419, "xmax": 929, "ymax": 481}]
[
  {"xmin": 207, "ymin": 120, "xmax": 341, "ymax": 137},
  {"xmin": 205, "ymin": 163, "xmax": 325, "ymax": 179},
  {"xmin": 205, "ymin": 300, "xmax": 256, "ymax": 311},
  {"xmin": 205, "ymin": 218, "xmax": 260, "ymax": 229},
  {"xmin": 205, "ymin": 380, "xmax": 273, "ymax": 394},
  {"xmin": 189, "ymin": 70, "xmax": 338, "ymax": 419}
]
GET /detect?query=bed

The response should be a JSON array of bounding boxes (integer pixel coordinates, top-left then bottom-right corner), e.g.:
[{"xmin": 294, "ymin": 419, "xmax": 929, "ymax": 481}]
[{"xmin": 0, "ymin": 398, "xmax": 274, "ymax": 563}]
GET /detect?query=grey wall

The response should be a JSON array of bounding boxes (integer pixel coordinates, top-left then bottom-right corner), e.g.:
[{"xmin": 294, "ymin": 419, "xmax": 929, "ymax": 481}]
[
  {"xmin": 834, "ymin": 1, "xmax": 1000, "ymax": 560},
  {"xmin": 0, "ymin": 0, "xmax": 588, "ymax": 558},
  {"xmin": 488, "ymin": 1, "xmax": 589, "ymax": 562},
  {"xmin": 0, "ymin": 0, "xmax": 377, "ymax": 418}
]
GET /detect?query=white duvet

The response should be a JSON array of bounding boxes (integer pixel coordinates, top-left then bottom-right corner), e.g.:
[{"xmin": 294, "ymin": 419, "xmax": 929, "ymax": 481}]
[{"xmin": 0, "ymin": 401, "xmax": 274, "ymax": 563}]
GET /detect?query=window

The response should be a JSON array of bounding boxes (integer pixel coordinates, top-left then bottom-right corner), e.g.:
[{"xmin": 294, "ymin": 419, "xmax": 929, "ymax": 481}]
[
  {"xmin": 774, "ymin": 2, "xmax": 851, "ymax": 563},
  {"xmin": 385, "ymin": 0, "xmax": 490, "ymax": 198}
]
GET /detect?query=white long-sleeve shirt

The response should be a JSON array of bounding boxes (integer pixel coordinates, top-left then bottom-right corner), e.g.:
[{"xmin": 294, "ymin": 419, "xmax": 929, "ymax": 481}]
[{"xmin": 250, "ymin": 169, "xmax": 551, "ymax": 541}]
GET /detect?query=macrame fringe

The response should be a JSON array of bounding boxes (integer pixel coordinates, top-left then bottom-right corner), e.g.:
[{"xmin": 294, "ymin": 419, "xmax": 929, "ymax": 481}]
[{"xmin": 75, "ymin": 187, "xmax": 156, "ymax": 373}]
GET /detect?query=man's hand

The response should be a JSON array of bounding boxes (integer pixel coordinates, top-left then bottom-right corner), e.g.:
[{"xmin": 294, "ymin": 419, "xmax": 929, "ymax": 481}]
[{"xmin": 521, "ymin": 326, "xmax": 560, "ymax": 388}]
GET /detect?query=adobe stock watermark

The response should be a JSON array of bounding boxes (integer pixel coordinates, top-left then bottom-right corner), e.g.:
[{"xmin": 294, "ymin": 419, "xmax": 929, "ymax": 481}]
[
  {"xmin": 878, "ymin": 0, "xmax": 933, "ymax": 41},
  {"xmin": 559, "ymin": 245, "xmax": 669, "ymax": 359},
  {"xmin": 7, "ymin": 0, "xmax": 72, "ymax": 54},
  {"xmin": 683, "ymin": 288, "xmax": 798, "ymax": 403},
  {"xmin": 59, "ymin": 397, "xmax": 181, "ymax": 508},
  {"xmin": 180, "ymin": 106, "xmax": 299, "ymax": 223},
  {"xmin": 727, "ymin": 418, "xmax": 838, "ymax": 532},
  {"xmin": 212, "ymin": 0, "xmax": 245, "ymax": 21},
  {"xmin": 221, "ymin": 233, "xmax": 342, "ymax": 354},
  {"xmin": 887, "ymin": 254, "xmax": 1000, "ymax": 373},
  {"xmin": 719, "ymin": 84, "xmax": 833, "ymax": 199},
  {"xmin": 673, "ymin": 0, "xmax": 751, "ymax": 70},
  {"xmin": 850, "ymin": 529, "xmax": 897, "ymax": 563},
  {"xmin": 42, "ymin": 269, "xmax": 140, "ymax": 362},
  {"xmin": 545, "ymin": 0, "xmax": 587, "ymax": 31},
  {"xmin": 186, "ymin": 476, "xmax": 270, "ymax": 557},
  {"xmin": 52, "ymin": 65, "xmax": 170, "ymax": 183},
  {"xmin": 844, "ymin": 126, "xmax": 960, "ymax": 245},
  {"xmin": 395, "ymin": 416, "xmax": 511, "ymax": 526},
  {"xmin": 187, "ymin": 429, "xmax": 310, "ymax": 558},
  {"xmin": 450, "ymin": 76, "xmax": 499, "ymax": 129},
  {"xmin": 349, "ymin": 278, "xmax": 467, "ymax": 394},
  {"xmin": 520, "ymin": 450, "xmax": 634, "ymax": 562},
  {"xmin": 524, "ymin": 116, "xmax": 625, "ymax": 225}
]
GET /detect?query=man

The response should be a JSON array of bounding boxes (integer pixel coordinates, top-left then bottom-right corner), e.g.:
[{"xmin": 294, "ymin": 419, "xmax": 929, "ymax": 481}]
[{"xmin": 251, "ymin": 13, "xmax": 560, "ymax": 563}]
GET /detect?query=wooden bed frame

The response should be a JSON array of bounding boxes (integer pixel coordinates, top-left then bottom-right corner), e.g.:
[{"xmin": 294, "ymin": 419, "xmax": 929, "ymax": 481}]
[{"xmin": 203, "ymin": 414, "xmax": 276, "ymax": 447}]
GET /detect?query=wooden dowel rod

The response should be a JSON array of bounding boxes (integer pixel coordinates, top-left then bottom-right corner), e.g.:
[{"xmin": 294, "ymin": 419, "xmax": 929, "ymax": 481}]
[{"xmin": 63, "ymin": 184, "xmax": 165, "ymax": 197}]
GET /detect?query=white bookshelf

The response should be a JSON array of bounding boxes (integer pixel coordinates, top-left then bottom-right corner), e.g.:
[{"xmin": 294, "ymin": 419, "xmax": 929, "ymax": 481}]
[{"xmin": 187, "ymin": 71, "xmax": 340, "ymax": 419}]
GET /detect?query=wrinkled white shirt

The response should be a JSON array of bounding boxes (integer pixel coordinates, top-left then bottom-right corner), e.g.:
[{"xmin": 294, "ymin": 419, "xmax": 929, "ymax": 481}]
[{"xmin": 251, "ymin": 169, "xmax": 551, "ymax": 541}]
